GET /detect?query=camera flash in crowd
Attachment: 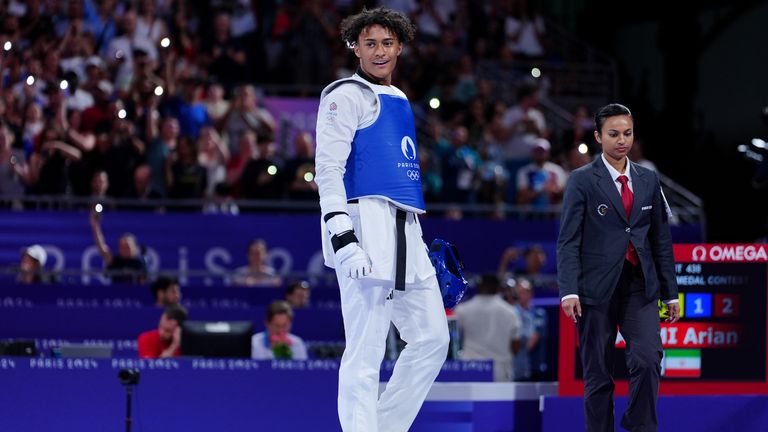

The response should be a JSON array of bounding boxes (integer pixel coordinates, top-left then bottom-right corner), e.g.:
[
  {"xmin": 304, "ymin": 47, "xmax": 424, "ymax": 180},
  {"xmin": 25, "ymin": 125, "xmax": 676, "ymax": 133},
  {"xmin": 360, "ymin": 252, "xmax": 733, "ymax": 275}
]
[
  {"xmin": 94, "ymin": 203, "xmax": 103, "ymax": 213},
  {"xmin": 59, "ymin": 80, "xmax": 69, "ymax": 90},
  {"xmin": 752, "ymin": 138, "xmax": 766, "ymax": 149},
  {"xmin": 304, "ymin": 172, "xmax": 314, "ymax": 182},
  {"xmin": 160, "ymin": 37, "xmax": 171, "ymax": 48},
  {"xmin": 26, "ymin": 76, "xmax": 35, "ymax": 86},
  {"xmin": 531, "ymin": 67, "xmax": 542, "ymax": 78},
  {"xmin": 429, "ymin": 98, "xmax": 440, "ymax": 109},
  {"xmin": 267, "ymin": 165, "xmax": 278, "ymax": 176},
  {"xmin": 154, "ymin": 86, "xmax": 164, "ymax": 96},
  {"xmin": 118, "ymin": 109, "xmax": 127, "ymax": 119},
  {"xmin": 578, "ymin": 143, "xmax": 589, "ymax": 154},
  {"xmin": 3, "ymin": 41, "xmax": 11, "ymax": 51}
]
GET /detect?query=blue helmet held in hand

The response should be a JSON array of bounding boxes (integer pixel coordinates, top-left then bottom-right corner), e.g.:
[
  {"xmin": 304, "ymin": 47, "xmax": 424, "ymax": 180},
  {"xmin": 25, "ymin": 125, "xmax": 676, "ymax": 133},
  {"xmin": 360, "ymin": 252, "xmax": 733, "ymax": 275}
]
[{"xmin": 428, "ymin": 239, "xmax": 468, "ymax": 309}]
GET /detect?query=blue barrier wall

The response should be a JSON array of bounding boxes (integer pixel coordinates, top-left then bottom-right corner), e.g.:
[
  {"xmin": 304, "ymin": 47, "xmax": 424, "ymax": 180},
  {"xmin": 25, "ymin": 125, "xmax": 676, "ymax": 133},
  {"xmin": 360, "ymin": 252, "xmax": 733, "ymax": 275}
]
[
  {"xmin": 0, "ymin": 210, "xmax": 704, "ymax": 284},
  {"xmin": 0, "ymin": 358, "xmax": 507, "ymax": 432}
]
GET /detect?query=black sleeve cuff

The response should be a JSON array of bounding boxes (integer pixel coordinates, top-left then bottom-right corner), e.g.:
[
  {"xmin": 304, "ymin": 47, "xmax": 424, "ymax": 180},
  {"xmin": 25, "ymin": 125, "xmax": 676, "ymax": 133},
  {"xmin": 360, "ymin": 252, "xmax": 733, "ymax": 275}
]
[
  {"xmin": 323, "ymin": 211, "xmax": 348, "ymax": 223},
  {"xmin": 331, "ymin": 230, "xmax": 358, "ymax": 253}
]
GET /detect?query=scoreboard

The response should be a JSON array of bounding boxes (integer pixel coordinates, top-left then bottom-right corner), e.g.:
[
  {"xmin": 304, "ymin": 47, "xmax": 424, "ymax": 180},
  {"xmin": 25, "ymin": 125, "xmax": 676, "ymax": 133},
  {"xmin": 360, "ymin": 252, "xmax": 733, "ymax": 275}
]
[{"xmin": 558, "ymin": 244, "xmax": 768, "ymax": 396}]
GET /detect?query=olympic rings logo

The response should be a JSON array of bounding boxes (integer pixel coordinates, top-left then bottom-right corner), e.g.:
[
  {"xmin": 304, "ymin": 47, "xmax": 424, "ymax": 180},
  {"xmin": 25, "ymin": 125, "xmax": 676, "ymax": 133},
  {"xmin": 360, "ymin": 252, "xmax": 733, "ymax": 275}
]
[{"xmin": 407, "ymin": 170, "xmax": 420, "ymax": 181}]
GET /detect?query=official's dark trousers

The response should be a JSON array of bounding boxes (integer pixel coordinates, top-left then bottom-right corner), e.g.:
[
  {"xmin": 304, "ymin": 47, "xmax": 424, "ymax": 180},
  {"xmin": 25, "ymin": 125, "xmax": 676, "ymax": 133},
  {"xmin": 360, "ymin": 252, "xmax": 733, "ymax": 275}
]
[{"xmin": 578, "ymin": 261, "xmax": 663, "ymax": 432}]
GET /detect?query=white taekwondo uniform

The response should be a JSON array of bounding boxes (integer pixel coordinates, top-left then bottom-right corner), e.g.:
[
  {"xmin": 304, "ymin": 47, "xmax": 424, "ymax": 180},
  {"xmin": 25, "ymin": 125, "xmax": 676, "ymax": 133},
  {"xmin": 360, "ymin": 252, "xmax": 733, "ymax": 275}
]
[{"xmin": 315, "ymin": 72, "xmax": 449, "ymax": 432}]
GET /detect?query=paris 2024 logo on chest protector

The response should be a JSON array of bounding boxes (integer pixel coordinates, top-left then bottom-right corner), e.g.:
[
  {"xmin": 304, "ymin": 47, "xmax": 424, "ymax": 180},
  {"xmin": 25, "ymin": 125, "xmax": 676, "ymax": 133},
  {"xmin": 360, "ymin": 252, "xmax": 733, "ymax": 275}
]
[{"xmin": 400, "ymin": 136, "xmax": 420, "ymax": 181}]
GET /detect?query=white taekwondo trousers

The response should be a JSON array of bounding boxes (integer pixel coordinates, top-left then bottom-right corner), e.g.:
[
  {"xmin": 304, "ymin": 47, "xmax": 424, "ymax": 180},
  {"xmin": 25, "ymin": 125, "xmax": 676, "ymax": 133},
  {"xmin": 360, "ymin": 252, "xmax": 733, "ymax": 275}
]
[{"xmin": 335, "ymin": 199, "xmax": 449, "ymax": 432}]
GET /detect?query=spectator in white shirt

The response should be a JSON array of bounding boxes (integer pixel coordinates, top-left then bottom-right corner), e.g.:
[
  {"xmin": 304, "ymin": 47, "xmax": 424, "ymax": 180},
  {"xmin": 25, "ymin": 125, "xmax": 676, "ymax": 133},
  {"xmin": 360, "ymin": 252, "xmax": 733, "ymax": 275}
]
[
  {"xmin": 251, "ymin": 301, "xmax": 308, "ymax": 360},
  {"xmin": 454, "ymin": 273, "xmax": 522, "ymax": 381}
]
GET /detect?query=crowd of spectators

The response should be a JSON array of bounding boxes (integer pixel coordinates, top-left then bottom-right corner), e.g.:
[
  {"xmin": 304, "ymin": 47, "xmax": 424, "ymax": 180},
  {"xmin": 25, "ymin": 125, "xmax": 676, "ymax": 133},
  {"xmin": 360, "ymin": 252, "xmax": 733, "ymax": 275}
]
[{"xmin": 0, "ymin": 0, "xmax": 601, "ymax": 218}]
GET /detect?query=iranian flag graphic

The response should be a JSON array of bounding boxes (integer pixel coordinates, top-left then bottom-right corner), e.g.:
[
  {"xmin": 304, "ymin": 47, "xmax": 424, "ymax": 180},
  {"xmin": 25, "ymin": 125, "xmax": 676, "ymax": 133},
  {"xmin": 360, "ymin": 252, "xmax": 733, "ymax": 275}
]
[{"xmin": 663, "ymin": 349, "xmax": 701, "ymax": 378}]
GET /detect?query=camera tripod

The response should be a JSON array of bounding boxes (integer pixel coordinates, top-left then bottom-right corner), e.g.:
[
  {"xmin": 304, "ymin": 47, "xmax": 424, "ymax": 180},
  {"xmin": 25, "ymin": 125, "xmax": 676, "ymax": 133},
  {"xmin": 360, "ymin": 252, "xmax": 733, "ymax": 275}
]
[{"xmin": 118, "ymin": 369, "xmax": 140, "ymax": 432}]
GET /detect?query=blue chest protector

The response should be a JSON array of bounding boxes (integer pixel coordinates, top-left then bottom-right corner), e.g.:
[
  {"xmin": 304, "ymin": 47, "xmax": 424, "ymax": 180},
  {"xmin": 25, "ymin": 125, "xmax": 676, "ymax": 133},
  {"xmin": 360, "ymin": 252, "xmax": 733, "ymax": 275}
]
[{"xmin": 343, "ymin": 92, "xmax": 425, "ymax": 212}]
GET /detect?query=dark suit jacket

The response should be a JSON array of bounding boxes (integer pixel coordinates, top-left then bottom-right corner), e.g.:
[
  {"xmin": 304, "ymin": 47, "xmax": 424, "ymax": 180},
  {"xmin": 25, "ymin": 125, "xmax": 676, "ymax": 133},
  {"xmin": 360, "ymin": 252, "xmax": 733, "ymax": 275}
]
[{"xmin": 557, "ymin": 158, "xmax": 678, "ymax": 305}]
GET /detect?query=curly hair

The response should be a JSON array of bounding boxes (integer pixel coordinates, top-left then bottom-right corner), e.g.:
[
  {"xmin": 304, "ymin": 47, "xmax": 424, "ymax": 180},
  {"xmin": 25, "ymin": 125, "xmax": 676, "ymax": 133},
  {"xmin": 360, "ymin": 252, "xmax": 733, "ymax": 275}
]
[{"xmin": 340, "ymin": 7, "xmax": 416, "ymax": 48}]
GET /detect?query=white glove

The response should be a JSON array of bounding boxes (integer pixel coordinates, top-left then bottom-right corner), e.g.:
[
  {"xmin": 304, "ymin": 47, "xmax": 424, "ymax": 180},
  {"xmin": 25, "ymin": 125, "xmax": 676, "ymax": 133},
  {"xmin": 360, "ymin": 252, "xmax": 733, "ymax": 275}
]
[
  {"xmin": 335, "ymin": 242, "xmax": 372, "ymax": 279},
  {"xmin": 325, "ymin": 212, "xmax": 372, "ymax": 279}
]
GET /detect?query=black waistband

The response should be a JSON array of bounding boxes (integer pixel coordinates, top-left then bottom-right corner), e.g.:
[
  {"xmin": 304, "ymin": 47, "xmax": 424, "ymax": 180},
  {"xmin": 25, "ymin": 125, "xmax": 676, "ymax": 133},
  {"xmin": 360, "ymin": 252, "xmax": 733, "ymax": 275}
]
[{"xmin": 395, "ymin": 209, "xmax": 407, "ymax": 291}]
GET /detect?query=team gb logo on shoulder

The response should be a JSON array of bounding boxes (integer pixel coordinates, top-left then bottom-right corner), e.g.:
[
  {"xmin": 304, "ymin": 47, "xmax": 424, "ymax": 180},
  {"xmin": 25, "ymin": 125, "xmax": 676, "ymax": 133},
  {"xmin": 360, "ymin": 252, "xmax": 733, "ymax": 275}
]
[{"xmin": 401, "ymin": 136, "xmax": 417, "ymax": 160}]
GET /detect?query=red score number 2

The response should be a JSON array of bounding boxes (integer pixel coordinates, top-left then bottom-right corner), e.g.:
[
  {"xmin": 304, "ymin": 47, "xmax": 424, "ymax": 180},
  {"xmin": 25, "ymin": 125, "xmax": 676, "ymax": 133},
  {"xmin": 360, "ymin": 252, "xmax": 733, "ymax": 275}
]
[{"xmin": 714, "ymin": 294, "xmax": 739, "ymax": 318}]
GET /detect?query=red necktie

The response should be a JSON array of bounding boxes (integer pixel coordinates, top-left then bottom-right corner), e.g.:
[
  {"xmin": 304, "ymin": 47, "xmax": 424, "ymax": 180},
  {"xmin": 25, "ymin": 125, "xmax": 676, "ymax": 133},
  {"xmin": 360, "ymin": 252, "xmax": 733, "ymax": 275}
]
[{"xmin": 617, "ymin": 175, "xmax": 639, "ymax": 265}]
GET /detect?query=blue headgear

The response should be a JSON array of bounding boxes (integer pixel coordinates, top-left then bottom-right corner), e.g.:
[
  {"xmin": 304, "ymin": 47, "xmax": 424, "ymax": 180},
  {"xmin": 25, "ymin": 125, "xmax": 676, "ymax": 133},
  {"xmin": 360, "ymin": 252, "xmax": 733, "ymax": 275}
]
[{"xmin": 428, "ymin": 239, "xmax": 468, "ymax": 309}]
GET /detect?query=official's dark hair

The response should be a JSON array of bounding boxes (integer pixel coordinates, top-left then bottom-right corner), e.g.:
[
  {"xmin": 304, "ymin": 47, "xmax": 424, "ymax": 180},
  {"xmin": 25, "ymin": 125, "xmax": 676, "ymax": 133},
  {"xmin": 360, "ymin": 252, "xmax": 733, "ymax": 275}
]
[
  {"xmin": 163, "ymin": 304, "xmax": 188, "ymax": 324},
  {"xmin": 594, "ymin": 103, "xmax": 632, "ymax": 133},
  {"xmin": 266, "ymin": 300, "xmax": 293, "ymax": 322},
  {"xmin": 340, "ymin": 7, "xmax": 416, "ymax": 47},
  {"xmin": 477, "ymin": 273, "xmax": 501, "ymax": 295},
  {"xmin": 151, "ymin": 275, "xmax": 178, "ymax": 300}
]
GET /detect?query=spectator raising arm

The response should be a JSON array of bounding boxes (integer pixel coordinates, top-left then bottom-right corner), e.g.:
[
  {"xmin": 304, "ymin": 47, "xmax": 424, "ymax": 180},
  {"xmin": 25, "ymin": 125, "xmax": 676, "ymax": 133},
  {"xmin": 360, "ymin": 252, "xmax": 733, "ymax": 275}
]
[{"xmin": 89, "ymin": 209, "xmax": 113, "ymax": 265}]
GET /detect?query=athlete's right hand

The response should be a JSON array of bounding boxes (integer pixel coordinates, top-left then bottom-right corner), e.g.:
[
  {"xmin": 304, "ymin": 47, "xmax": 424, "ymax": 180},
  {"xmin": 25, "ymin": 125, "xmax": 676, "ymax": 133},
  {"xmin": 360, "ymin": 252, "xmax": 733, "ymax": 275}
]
[{"xmin": 336, "ymin": 243, "xmax": 372, "ymax": 279}]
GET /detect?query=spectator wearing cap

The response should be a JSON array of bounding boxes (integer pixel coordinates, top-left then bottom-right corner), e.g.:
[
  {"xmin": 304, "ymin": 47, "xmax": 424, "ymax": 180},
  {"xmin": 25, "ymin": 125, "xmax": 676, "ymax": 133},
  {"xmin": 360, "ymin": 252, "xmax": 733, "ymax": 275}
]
[
  {"xmin": 17, "ymin": 244, "xmax": 48, "ymax": 284},
  {"xmin": 516, "ymin": 138, "xmax": 567, "ymax": 210}
]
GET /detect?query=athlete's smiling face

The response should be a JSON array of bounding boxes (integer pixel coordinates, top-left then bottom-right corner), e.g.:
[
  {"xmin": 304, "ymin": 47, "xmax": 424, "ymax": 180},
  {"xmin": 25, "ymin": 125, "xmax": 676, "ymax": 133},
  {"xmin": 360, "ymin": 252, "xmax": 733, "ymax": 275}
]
[{"xmin": 354, "ymin": 24, "xmax": 402, "ymax": 86}]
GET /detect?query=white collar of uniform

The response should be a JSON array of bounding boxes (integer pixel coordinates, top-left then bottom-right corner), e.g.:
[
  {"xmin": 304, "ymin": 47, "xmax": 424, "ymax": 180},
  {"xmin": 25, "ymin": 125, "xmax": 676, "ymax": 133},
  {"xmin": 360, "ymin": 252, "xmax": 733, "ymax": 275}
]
[
  {"xmin": 601, "ymin": 153, "xmax": 632, "ymax": 185},
  {"xmin": 351, "ymin": 73, "xmax": 405, "ymax": 98}
]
